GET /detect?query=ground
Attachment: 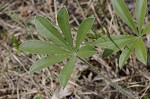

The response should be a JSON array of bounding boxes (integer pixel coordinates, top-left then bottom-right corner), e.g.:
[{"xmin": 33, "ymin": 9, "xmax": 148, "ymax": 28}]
[{"xmin": 0, "ymin": 0, "xmax": 150, "ymax": 99}]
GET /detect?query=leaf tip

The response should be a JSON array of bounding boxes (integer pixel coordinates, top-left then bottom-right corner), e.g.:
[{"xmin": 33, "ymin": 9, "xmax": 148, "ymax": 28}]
[
  {"xmin": 102, "ymin": 48, "xmax": 114, "ymax": 58},
  {"xmin": 119, "ymin": 63, "xmax": 124, "ymax": 69},
  {"xmin": 140, "ymin": 59, "xmax": 147, "ymax": 65},
  {"xmin": 62, "ymin": 6, "xmax": 67, "ymax": 10},
  {"xmin": 34, "ymin": 16, "xmax": 48, "ymax": 26},
  {"xmin": 59, "ymin": 75, "xmax": 67, "ymax": 88},
  {"xmin": 34, "ymin": 16, "xmax": 41, "ymax": 22},
  {"xmin": 29, "ymin": 66, "xmax": 36, "ymax": 73},
  {"xmin": 58, "ymin": 6, "xmax": 68, "ymax": 14},
  {"xmin": 119, "ymin": 64, "xmax": 124, "ymax": 69},
  {"xmin": 86, "ymin": 17, "xmax": 95, "ymax": 23},
  {"xmin": 119, "ymin": 58, "xmax": 126, "ymax": 69}
]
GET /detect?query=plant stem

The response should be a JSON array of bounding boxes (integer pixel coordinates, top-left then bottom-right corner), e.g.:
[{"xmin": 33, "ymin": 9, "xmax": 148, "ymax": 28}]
[{"xmin": 78, "ymin": 57, "xmax": 135, "ymax": 99}]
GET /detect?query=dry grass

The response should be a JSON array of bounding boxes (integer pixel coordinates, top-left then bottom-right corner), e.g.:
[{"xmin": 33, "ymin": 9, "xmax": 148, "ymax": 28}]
[{"xmin": 0, "ymin": 0, "xmax": 150, "ymax": 99}]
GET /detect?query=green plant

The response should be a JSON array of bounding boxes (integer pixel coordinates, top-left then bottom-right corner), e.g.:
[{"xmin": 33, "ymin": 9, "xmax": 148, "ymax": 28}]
[
  {"xmin": 20, "ymin": 6, "xmax": 136, "ymax": 98},
  {"xmin": 20, "ymin": 7, "xmax": 96, "ymax": 88},
  {"xmin": 93, "ymin": 0, "xmax": 148, "ymax": 68}
]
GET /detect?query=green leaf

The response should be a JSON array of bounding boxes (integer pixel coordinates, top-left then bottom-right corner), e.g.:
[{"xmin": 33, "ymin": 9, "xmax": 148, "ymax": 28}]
[
  {"xmin": 102, "ymin": 38, "xmax": 135, "ymax": 58},
  {"xmin": 135, "ymin": 38, "xmax": 147, "ymax": 64},
  {"xmin": 34, "ymin": 16, "xmax": 70, "ymax": 50},
  {"xmin": 76, "ymin": 18, "xmax": 94, "ymax": 49},
  {"xmin": 57, "ymin": 7, "xmax": 73, "ymax": 48},
  {"xmin": 102, "ymin": 48, "xmax": 114, "ymax": 58},
  {"xmin": 142, "ymin": 22, "xmax": 150, "ymax": 35},
  {"xmin": 111, "ymin": 0, "xmax": 138, "ymax": 35},
  {"xmin": 77, "ymin": 45, "xmax": 97, "ymax": 58},
  {"xmin": 135, "ymin": 0, "xmax": 147, "ymax": 33},
  {"xmin": 30, "ymin": 55, "xmax": 71, "ymax": 72},
  {"xmin": 59, "ymin": 56, "xmax": 76, "ymax": 88},
  {"xmin": 119, "ymin": 42, "xmax": 135, "ymax": 68},
  {"xmin": 107, "ymin": 38, "xmax": 135, "ymax": 54},
  {"xmin": 20, "ymin": 40, "xmax": 71, "ymax": 55},
  {"xmin": 94, "ymin": 35, "xmax": 135, "ymax": 47}
]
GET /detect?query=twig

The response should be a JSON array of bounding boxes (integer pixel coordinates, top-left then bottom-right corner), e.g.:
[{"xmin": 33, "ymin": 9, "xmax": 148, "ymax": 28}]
[{"xmin": 78, "ymin": 56, "xmax": 135, "ymax": 99}]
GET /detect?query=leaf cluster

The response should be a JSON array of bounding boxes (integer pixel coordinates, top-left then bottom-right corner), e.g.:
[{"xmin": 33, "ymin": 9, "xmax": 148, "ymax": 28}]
[
  {"xmin": 94, "ymin": 0, "xmax": 148, "ymax": 68},
  {"xmin": 20, "ymin": 7, "xmax": 96, "ymax": 87}
]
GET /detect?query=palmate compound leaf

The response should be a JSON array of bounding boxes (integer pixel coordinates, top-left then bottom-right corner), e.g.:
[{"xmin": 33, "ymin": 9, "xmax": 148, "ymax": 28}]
[
  {"xmin": 76, "ymin": 18, "xmax": 94, "ymax": 50},
  {"xmin": 135, "ymin": 0, "xmax": 147, "ymax": 33},
  {"xmin": 57, "ymin": 7, "xmax": 73, "ymax": 48},
  {"xmin": 30, "ymin": 54, "xmax": 71, "ymax": 72},
  {"xmin": 135, "ymin": 38, "xmax": 147, "ymax": 65},
  {"xmin": 34, "ymin": 16, "xmax": 71, "ymax": 50},
  {"xmin": 20, "ymin": 40, "xmax": 71, "ymax": 55},
  {"xmin": 119, "ymin": 42, "xmax": 135, "ymax": 68},
  {"xmin": 77, "ymin": 45, "xmax": 97, "ymax": 58},
  {"xmin": 111, "ymin": 0, "xmax": 138, "ymax": 35},
  {"xmin": 59, "ymin": 56, "xmax": 76, "ymax": 88}
]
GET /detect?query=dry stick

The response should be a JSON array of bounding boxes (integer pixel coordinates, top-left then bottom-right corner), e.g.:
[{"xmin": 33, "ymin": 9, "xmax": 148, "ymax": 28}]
[
  {"xmin": 78, "ymin": 57, "xmax": 135, "ymax": 99},
  {"xmin": 75, "ymin": 0, "xmax": 86, "ymax": 19}
]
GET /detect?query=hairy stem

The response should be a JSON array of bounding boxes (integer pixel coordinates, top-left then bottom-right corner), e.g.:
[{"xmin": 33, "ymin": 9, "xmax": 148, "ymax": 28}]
[{"xmin": 78, "ymin": 57, "xmax": 135, "ymax": 99}]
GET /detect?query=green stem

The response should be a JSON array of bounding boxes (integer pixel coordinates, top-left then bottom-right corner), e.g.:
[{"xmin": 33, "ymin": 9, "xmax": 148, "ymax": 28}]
[{"xmin": 78, "ymin": 56, "xmax": 135, "ymax": 99}]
